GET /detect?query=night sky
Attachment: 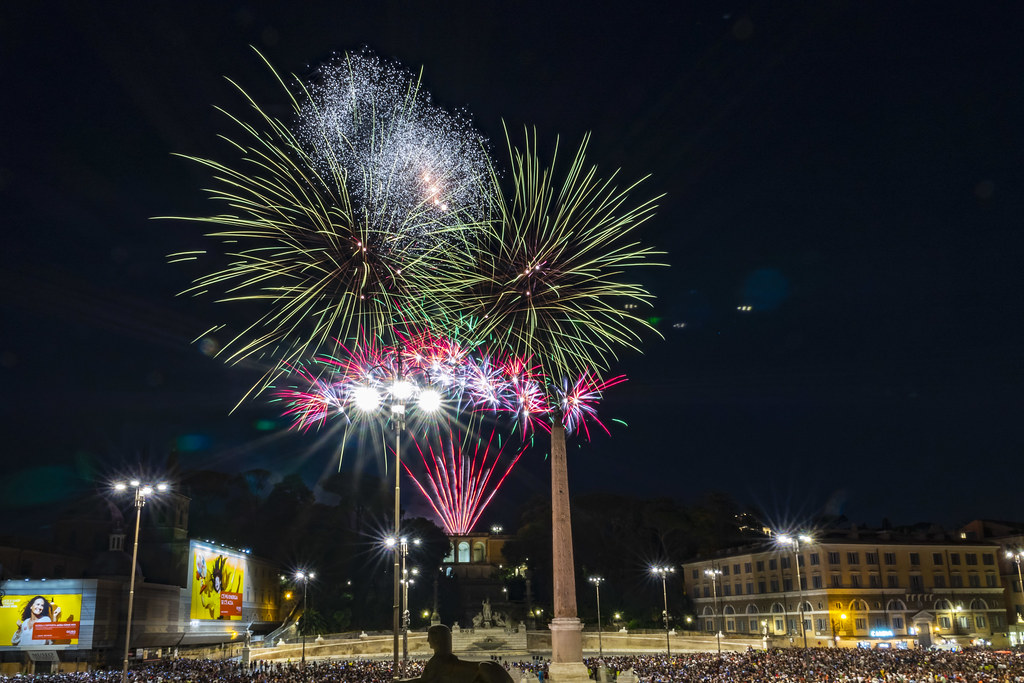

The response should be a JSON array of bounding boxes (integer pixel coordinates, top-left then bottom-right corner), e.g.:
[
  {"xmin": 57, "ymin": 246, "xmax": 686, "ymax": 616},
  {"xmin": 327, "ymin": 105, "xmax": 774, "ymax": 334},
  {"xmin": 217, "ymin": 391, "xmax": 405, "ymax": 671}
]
[{"xmin": 3, "ymin": 2, "xmax": 1023, "ymax": 534}]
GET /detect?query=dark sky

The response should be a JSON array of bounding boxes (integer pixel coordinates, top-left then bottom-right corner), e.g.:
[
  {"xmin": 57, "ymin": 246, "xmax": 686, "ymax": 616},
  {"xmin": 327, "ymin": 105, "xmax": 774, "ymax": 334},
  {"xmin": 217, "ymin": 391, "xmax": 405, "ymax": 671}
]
[{"xmin": 2, "ymin": 2, "xmax": 1022, "ymax": 534}]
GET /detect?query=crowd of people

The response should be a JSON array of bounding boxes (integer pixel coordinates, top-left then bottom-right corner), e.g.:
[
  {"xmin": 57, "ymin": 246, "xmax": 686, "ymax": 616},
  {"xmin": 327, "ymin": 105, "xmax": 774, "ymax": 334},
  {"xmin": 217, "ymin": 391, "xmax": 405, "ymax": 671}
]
[
  {"xmin": 588, "ymin": 648, "xmax": 1024, "ymax": 682},
  {"xmin": 3, "ymin": 648, "xmax": 1024, "ymax": 683}
]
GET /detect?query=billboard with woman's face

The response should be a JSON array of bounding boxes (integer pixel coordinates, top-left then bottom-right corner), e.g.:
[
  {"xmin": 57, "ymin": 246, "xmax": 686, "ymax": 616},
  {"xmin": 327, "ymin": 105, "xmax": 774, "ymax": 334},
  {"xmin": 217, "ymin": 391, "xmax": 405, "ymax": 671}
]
[
  {"xmin": 189, "ymin": 542, "xmax": 245, "ymax": 620},
  {"xmin": 0, "ymin": 592, "xmax": 83, "ymax": 649}
]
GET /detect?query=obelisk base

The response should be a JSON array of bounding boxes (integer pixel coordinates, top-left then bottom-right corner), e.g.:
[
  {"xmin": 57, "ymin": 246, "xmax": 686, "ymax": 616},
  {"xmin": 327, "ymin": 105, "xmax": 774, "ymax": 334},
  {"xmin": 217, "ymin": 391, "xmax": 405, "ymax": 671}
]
[{"xmin": 548, "ymin": 617, "xmax": 591, "ymax": 682}]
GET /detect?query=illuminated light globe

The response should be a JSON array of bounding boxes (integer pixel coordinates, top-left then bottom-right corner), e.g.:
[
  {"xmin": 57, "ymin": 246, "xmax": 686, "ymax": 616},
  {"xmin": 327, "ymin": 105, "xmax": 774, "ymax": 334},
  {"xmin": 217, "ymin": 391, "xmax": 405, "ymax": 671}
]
[
  {"xmin": 353, "ymin": 386, "xmax": 382, "ymax": 412},
  {"xmin": 391, "ymin": 379, "xmax": 416, "ymax": 401},
  {"xmin": 418, "ymin": 388, "xmax": 443, "ymax": 413}
]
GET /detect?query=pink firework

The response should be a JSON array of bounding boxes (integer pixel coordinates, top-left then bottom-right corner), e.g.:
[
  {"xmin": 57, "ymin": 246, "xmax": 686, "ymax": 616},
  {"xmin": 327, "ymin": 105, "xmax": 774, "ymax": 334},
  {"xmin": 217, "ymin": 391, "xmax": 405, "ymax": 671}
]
[
  {"xmin": 275, "ymin": 332, "xmax": 627, "ymax": 442},
  {"xmin": 556, "ymin": 371, "xmax": 627, "ymax": 438},
  {"xmin": 275, "ymin": 363, "xmax": 346, "ymax": 431},
  {"xmin": 499, "ymin": 355, "xmax": 550, "ymax": 435},
  {"xmin": 403, "ymin": 427, "xmax": 527, "ymax": 535}
]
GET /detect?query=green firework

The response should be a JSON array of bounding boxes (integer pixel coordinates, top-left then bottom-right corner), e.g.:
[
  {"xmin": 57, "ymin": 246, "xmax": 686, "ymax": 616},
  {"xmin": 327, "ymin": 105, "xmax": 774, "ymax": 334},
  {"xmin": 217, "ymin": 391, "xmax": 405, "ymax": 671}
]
[{"xmin": 464, "ymin": 127, "xmax": 665, "ymax": 382}]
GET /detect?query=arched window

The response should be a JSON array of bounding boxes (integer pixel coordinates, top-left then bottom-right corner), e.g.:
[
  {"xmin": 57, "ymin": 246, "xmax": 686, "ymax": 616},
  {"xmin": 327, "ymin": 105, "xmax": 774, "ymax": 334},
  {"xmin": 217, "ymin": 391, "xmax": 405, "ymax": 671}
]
[
  {"xmin": 702, "ymin": 606, "xmax": 715, "ymax": 616},
  {"xmin": 746, "ymin": 604, "xmax": 759, "ymax": 615},
  {"xmin": 887, "ymin": 599, "xmax": 907, "ymax": 611},
  {"xmin": 851, "ymin": 599, "xmax": 868, "ymax": 611},
  {"xmin": 935, "ymin": 599, "xmax": 952, "ymax": 611},
  {"xmin": 472, "ymin": 542, "xmax": 486, "ymax": 563},
  {"xmin": 457, "ymin": 541, "xmax": 470, "ymax": 563},
  {"xmin": 724, "ymin": 605, "xmax": 736, "ymax": 615},
  {"xmin": 970, "ymin": 599, "xmax": 988, "ymax": 610},
  {"xmin": 799, "ymin": 601, "xmax": 813, "ymax": 613},
  {"xmin": 771, "ymin": 602, "xmax": 785, "ymax": 613}
]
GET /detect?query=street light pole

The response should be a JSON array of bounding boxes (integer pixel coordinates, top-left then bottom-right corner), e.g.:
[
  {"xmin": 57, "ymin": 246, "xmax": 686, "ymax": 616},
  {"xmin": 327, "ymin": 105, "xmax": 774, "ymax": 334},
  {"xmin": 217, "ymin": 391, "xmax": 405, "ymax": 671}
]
[
  {"xmin": 651, "ymin": 566, "xmax": 674, "ymax": 657},
  {"xmin": 705, "ymin": 568, "xmax": 722, "ymax": 655},
  {"xmin": 1006, "ymin": 550, "xmax": 1024, "ymax": 643},
  {"xmin": 589, "ymin": 576, "xmax": 604, "ymax": 659},
  {"xmin": 391, "ymin": 398, "xmax": 405, "ymax": 680},
  {"xmin": 295, "ymin": 571, "xmax": 314, "ymax": 665},
  {"xmin": 114, "ymin": 480, "xmax": 168, "ymax": 683},
  {"xmin": 399, "ymin": 538, "xmax": 420, "ymax": 671},
  {"xmin": 778, "ymin": 533, "xmax": 813, "ymax": 649},
  {"xmin": 352, "ymin": 370, "xmax": 441, "ymax": 682}
]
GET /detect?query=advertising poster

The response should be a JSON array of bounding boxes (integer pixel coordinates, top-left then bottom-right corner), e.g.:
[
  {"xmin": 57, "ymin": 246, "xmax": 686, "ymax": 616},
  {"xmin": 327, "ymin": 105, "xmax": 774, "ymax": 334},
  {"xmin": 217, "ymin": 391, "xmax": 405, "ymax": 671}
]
[
  {"xmin": 0, "ymin": 594, "xmax": 82, "ymax": 648},
  {"xmin": 189, "ymin": 544, "xmax": 245, "ymax": 620}
]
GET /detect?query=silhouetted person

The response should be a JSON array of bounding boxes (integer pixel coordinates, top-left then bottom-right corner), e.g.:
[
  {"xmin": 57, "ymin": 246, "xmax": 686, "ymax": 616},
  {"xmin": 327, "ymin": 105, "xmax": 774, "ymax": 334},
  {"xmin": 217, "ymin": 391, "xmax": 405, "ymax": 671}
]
[{"xmin": 401, "ymin": 624, "xmax": 513, "ymax": 683}]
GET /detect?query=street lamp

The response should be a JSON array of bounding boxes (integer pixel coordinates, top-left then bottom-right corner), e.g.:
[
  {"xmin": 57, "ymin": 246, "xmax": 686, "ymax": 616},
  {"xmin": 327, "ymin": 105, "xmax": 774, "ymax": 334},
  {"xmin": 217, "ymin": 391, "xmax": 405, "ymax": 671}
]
[
  {"xmin": 1007, "ymin": 549, "xmax": 1024, "ymax": 642},
  {"xmin": 354, "ymin": 375, "xmax": 441, "ymax": 681},
  {"xmin": 589, "ymin": 576, "xmax": 604, "ymax": 658},
  {"xmin": 113, "ymin": 480, "xmax": 168, "ymax": 683},
  {"xmin": 704, "ymin": 567, "xmax": 722, "ymax": 655},
  {"xmin": 651, "ymin": 566, "xmax": 675, "ymax": 656},
  {"xmin": 388, "ymin": 535, "xmax": 421, "ymax": 674},
  {"xmin": 777, "ymin": 532, "xmax": 813, "ymax": 649},
  {"xmin": 295, "ymin": 570, "xmax": 315, "ymax": 665}
]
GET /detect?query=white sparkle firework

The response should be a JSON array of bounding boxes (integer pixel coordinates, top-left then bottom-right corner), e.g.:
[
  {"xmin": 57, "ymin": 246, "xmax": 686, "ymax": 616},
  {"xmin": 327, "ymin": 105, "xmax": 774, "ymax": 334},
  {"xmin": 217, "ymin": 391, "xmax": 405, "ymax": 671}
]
[{"xmin": 297, "ymin": 50, "xmax": 490, "ymax": 256}]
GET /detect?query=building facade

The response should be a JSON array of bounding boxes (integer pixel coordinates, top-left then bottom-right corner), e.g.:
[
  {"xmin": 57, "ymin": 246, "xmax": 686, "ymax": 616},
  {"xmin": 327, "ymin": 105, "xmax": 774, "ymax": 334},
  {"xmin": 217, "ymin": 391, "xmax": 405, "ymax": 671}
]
[
  {"xmin": 442, "ymin": 531, "xmax": 516, "ymax": 627},
  {"xmin": 959, "ymin": 519, "xmax": 1024, "ymax": 646},
  {"xmin": 0, "ymin": 492, "xmax": 286, "ymax": 672},
  {"xmin": 682, "ymin": 529, "xmax": 1008, "ymax": 649}
]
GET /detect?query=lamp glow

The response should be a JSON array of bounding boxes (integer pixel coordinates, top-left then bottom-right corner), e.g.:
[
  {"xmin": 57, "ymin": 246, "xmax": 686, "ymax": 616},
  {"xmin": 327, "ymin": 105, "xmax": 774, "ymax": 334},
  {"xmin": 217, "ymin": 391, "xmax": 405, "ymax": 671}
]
[
  {"xmin": 417, "ymin": 388, "xmax": 442, "ymax": 412},
  {"xmin": 353, "ymin": 386, "xmax": 382, "ymax": 412}
]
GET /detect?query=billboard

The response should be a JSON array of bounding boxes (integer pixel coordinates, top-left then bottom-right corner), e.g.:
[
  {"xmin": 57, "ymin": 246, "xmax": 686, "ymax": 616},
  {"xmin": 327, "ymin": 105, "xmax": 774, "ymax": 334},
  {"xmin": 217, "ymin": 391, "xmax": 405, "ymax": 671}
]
[
  {"xmin": 0, "ymin": 593, "xmax": 83, "ymax": 648},
  {"xmin": 189, "ymin": 542, "xmax": 245, "ymax": 620}
]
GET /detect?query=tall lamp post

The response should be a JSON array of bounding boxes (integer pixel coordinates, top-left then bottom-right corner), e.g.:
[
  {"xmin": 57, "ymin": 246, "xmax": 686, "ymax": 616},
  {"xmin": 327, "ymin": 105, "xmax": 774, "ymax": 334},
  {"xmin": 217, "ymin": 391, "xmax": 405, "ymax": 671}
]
[
  {"xmin": 589, "ymin": 576, "xmax": 604, "ymax": 658},
  {"xmin": 705, "ymin": 567, "xmax": 722, "ymax": 655},
  {"xmin": 295, "ymin": 570, "xmax": 315, "ymax": 665},
  {"xmin": 777, "ymin": 533, "xmax": 813, "ymax": 649},
  {"xmin": 353, "ymin": 376, "xmax": 441, "ymax": 681},
  {"xmin": 651, "ymin": 566, "xmax": 674, "ymax": 656},
  {"xmin": 1006, "ymin": 549, "xmax": 1024, "ymax": 643},
  {"xmin": 390, "ymin": 535, "xmax": 420, "ymax": 672},
  {"xmin": 114, "ymin": 480, "xmax": 168, "ymax": 683}
]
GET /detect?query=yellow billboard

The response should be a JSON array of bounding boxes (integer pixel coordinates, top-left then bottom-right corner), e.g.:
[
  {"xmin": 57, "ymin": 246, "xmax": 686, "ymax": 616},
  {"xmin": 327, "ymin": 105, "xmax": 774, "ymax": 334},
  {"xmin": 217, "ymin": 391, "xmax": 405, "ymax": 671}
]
[
  {"xmin": 190, "ymin": 545, "xmax": 245, "ymax": 620},
  {"xmin": 1, "ymin": 594, "xmax": 82, "ymax": 648}
]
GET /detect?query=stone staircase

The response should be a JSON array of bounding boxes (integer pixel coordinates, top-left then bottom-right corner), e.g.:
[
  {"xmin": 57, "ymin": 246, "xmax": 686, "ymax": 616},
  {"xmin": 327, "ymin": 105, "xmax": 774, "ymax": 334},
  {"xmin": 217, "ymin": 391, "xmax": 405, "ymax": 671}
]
[{"xmin": 451, "ymin": 626, "xmax": 528, "ymax": 655}]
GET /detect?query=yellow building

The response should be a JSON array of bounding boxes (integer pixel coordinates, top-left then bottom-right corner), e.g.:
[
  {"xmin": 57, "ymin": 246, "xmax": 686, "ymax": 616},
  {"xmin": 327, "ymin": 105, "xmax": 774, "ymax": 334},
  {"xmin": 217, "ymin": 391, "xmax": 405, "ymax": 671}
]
[
  {"xmin": 682, "ymin": 528, "xmax": 1008, "ymax": 649},
  {"xmin": 958, "ymin": 520, "xmax": 1024, "ymax": 646}
]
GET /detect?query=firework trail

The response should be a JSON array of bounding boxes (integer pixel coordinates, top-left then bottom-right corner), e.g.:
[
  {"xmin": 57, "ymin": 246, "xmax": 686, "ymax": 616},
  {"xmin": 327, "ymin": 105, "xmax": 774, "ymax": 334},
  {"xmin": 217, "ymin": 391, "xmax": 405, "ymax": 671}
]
[
  {"xmin": 165, "ymin": 50, "xmax": 491, "ymax": 394},
  {"xmin": 275, "ymin": 362, "xmax": 347, "ymax": 431},
  {"xmin": 555, "ymin": 371, "xmax": 627, "ymax": 439},
  {"xmin": 403, "ymin": 427, "xmax": 527, "ymax": 535},
  {"xmin": 464, "ymin": 127, "xmax": 664, "ymax": 383}
]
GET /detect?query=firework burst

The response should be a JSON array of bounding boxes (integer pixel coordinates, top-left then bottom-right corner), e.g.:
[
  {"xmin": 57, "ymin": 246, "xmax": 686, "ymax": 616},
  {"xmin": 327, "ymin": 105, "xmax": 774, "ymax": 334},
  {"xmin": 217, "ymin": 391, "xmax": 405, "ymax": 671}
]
[
  {"xmin": 164, "ymin": 49, "xmax": 490, "ymax": 392},
  {"xmin": 275, "ymin": 333, "xmax": 626, "ymax": 440},
  {"xmin": 464, "ymin": 127, "xmax": 664, "ymax": 382},
  {"xmin": 403, "ymin": 426, "xmax": 527, "ymax": 535},
  {"xmin": 297, "ymin": 51, "xmax": 491, "ymax": 258},
  {"xmin": 555, "ymin": 371, "xmax": 627, "ymax": 439}
]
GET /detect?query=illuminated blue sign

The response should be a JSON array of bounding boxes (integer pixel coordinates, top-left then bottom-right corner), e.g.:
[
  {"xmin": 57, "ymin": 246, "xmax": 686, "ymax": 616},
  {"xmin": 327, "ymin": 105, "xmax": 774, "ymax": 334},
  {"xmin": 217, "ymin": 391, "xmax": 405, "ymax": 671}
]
[{"xmin": 870, "ymin": 629, "xmax": 894, "ymax": 638}]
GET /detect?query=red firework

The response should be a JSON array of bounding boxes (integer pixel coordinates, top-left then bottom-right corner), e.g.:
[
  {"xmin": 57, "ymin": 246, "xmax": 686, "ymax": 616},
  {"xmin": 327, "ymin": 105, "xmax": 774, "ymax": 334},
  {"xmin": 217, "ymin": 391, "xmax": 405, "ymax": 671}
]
[{"xmin": 403, "ymin": 426, "xmax": 527, "ymax": 535}]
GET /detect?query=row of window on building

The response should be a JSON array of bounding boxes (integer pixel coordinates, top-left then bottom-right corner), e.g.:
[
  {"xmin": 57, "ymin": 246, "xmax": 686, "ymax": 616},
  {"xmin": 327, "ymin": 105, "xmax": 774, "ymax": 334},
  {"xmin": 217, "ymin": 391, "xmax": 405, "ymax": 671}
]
[
  {"xmin": 692, "ymin": 551, "xmax": 998, "ymax": 578},
  {"xmin": 695, "ymin": 572, "xmax": 1000, "ymax": 598},
  {"xmin": 709, "ymin": 614, "xmax": 1004, "ymax": 633}
]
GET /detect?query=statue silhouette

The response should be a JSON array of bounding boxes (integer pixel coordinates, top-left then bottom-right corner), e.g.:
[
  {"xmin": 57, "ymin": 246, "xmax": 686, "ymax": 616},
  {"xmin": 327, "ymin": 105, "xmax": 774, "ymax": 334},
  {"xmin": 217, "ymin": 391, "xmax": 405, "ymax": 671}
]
[{"xmin": 400, "ymin": 624, "xmax": 513, "ymax": 683}]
